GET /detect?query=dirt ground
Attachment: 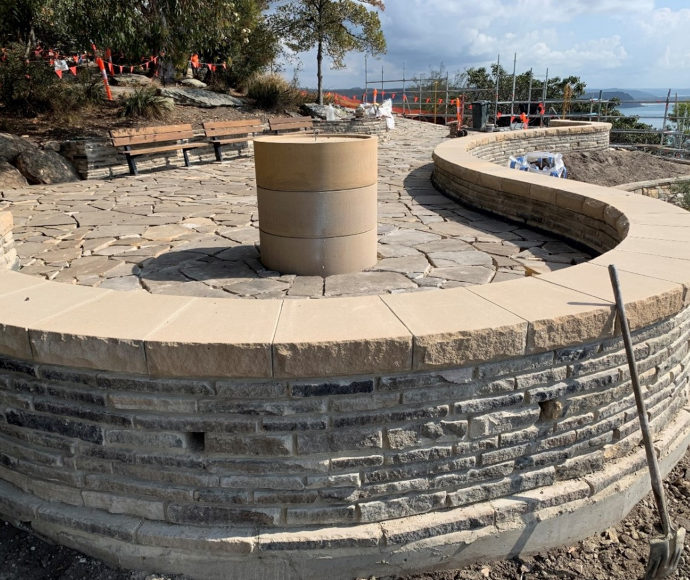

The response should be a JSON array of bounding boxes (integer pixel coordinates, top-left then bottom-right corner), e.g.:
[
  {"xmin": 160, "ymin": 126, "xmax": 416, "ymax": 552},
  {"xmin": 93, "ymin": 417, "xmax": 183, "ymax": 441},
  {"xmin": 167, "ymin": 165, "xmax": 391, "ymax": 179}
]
[
  {"xmin": 1, "ymin": 104, "xmax": 689, "ymax": 579},
  {"xmin": 563, "ymin": 149, "xmax": 690, "ymax": 186}
]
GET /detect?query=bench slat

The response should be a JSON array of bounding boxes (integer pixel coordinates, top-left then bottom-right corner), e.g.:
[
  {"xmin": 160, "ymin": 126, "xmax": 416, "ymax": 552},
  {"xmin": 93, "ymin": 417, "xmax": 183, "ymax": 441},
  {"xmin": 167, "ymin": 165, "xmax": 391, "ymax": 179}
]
[
  {"xmin": 203, "ymin": 119, "xmax": 264, "ymax": 131},
  {"xmin": 121, "ymin": 142, "xmax": 206, "ymax": 156},
  {"xmin": 111, "ymin": 130, "xmax": 197, "ymax": 147},
  {"xmin": 268, "ymin": 117, "xmax": 313, "ymax": 132},
  {"xmin": 110, "ymin": 124, "xmax": 194, "ymax": 138},
  {"xmin": 204, "ymin": 123, "xmax": 264, "ymax": 138}
]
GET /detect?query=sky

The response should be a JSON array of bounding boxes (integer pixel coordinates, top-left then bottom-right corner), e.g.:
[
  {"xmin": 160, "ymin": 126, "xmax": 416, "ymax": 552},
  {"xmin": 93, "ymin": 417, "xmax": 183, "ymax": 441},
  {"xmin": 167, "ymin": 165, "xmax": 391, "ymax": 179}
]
[{"xmin": 286, "ymin": 0, "xmax": 690, "ymax": 92}]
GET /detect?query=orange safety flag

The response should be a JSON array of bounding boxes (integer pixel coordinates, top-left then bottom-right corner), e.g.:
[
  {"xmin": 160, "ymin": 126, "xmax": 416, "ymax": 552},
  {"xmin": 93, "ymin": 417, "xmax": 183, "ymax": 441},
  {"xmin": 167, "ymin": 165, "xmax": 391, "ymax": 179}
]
[
  {"xmin": 190, "ymin": 54, "xmax": 199, "ymax": 68},
  {"xmin": 69, "ymin": 66, "xmax": 77, "ymax": 76},
  {"xmin": 373, "ymin": 88, "xmax": 378, "ymax": 102},
  {"xmin": 118, "ymin": 65, "xmax": 123, "ymax": 74},
  {"xmin": 55, "ymin": 69, "xmax": 63, "ymax": 79},
  {"xmin": 130, "ymin": 66, "xmax": 134, "ymax": 73},
  {"xmin": 107, "ymin": 62, "xmax": 114, "ymax": 75},
  {"xmin": 402, "ymin": 94, "xmax": 408, "ymax": 101},
  {"xmin": 425, "ymin": 98, "xmax": 430, "ymax": 103},
  {"xmin": 414, "ymin": 96, "xmax": 418, "ymax": 102},
  {"xmin": 438, "ymin": 98, "xmax": 443, "ymax": 104},
  {"xmin": 538, "ymin": 102, "xmax": 545, "ymax": 115}
]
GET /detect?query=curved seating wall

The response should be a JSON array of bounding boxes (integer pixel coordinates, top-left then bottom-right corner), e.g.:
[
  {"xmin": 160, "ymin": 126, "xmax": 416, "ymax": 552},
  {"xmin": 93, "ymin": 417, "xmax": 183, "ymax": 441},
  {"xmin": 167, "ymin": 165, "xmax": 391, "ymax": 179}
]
[{"xmin": 0, "ymin": 121, "xmax": 689, "ymax": 580}]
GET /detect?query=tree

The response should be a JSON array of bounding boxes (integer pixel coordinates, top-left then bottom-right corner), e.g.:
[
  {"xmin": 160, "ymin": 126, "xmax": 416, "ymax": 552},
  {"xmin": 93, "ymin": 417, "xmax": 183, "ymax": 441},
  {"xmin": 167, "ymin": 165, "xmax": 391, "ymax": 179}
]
[
  {"xmin": 669, "ymin": 102, "xmax": 690, "ymax": 136},
  {"xmin": 271, "ymin": 0, "xmax": 386, "ymax": 104},
  {"xmin": 0, "ymin": 0, "xmax": 274, "ymax": 80}
]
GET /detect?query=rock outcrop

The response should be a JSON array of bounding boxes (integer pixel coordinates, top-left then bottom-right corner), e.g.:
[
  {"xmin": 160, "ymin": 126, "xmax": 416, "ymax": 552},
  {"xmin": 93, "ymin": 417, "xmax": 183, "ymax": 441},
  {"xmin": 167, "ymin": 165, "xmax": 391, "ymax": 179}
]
[{"xmin": 0, "ymin": 133, "xmax": 79, "ymax": 188}]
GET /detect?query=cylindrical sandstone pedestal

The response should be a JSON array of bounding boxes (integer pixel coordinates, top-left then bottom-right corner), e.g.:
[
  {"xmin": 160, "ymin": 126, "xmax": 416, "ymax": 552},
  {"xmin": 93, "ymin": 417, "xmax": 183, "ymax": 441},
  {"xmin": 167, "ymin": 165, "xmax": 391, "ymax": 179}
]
[{"xmin": 254, "ymin": 134, "xmax": 378, "ymax": 276}]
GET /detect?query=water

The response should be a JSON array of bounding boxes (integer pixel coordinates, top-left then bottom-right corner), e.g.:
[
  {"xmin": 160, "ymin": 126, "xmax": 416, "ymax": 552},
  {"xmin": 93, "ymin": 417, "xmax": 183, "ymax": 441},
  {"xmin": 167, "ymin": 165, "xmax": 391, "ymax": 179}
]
[{"xmin": 617, "ymin": 103, "xmax": 669, "ymax": 129}]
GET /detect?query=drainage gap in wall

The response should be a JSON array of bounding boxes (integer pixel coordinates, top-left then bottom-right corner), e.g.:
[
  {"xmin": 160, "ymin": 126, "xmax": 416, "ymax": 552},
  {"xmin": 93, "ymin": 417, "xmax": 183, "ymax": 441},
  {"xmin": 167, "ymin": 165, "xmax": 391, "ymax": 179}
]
[
  {"xmin": 187, "ymin": 432, "xmax": 205, "ymax": 452},
  {"xmin": 539, "ymin": 400, "xmax": 564, "ymax": 421}
]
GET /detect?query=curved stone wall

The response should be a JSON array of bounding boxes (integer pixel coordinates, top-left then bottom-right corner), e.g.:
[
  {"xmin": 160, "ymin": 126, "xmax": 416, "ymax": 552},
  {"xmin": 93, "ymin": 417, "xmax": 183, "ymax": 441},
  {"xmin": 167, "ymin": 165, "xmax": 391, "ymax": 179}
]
[{"xmin": 0, "ymin": 122, "xmax": 689, "ymax": 579}]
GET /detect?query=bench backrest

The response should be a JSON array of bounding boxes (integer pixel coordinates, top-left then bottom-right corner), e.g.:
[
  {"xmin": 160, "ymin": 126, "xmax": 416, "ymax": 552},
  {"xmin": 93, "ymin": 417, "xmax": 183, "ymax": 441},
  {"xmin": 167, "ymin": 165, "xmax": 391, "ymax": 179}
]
[
  {"xmin": 268, "ymin": 116, "xmax": 313, "ymax": 133},
  {"xmin": 110, "ymin": 124, "xmax": 196, "ymax": 148},
  {"xmin": 202, "ymin": 119, "xmax": 264, "ymax": 138}
]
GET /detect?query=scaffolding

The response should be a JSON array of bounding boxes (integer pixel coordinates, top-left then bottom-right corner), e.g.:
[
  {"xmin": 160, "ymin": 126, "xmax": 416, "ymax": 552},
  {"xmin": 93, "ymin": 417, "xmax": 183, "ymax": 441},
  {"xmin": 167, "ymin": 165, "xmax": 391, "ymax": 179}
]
[{"xmin": 363, "ymin": 57, "xmax": 690, "ymax": 159}]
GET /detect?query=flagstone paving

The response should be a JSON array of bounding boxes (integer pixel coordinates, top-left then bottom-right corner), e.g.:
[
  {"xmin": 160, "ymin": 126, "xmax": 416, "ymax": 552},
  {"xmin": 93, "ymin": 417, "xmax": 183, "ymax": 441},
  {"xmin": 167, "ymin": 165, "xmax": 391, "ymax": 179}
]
[{"xmin": 0, "ymin": 118, "xmax": 592, "ymax": 299}]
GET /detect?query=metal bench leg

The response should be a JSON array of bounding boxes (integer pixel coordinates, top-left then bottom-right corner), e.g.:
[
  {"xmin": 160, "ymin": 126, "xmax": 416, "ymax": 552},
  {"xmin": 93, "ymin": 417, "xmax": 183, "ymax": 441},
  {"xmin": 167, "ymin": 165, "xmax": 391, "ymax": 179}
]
[
  {"xmin": 125, "ymin": 151, "xmax": 138, "ymax": 176},
  {"xmin": 183, "ymin": 148, "xmax": 191, "ymax": 167},
  {"xmin": 213, "ymin": 142, "xmax": 223, "ymax": 162}
]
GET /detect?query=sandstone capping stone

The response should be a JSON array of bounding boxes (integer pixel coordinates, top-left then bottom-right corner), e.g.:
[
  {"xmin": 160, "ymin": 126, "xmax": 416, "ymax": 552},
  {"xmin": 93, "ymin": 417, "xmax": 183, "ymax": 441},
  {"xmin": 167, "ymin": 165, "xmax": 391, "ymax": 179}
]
[{"xmin": 273, "ymin": 296, "xmax": 412, "ymax": 378}]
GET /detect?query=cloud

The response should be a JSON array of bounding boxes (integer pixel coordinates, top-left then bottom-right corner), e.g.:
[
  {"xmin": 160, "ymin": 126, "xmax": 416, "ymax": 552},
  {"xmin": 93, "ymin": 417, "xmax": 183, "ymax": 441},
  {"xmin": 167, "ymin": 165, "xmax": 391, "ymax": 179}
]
[{"xmin": 286, "ymin": 1, "xmax": 689, "ymax": 89}]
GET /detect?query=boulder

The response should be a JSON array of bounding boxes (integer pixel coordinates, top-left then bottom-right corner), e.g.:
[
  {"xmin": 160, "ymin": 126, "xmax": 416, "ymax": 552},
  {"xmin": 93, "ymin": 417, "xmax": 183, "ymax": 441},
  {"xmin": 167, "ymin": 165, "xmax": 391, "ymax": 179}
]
[
  {"xmin": 111, "ymin": 74, "xmax": 153, "ymax": 87},
  {"xmin": 160, "ymin": 87, "xmax": 243, "ymax": 108},
  {"xmin": 0, "ymin": 161, "xmax": 29, "ymax": 187},
  {"xmin": 0, "ymin": 133, "xmax": 35, "ymax": 163},
  {"xmin": 14, "ymin": 149, "xmax": 79, "ymax": 184},
  {"xmin": 180, "ymin": 78, "xmax": 207, "ymax": 89}
]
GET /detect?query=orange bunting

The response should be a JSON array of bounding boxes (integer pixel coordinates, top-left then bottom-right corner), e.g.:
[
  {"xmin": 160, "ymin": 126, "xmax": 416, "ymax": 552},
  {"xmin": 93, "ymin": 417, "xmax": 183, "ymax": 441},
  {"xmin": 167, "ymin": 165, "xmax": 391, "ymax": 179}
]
[
  {"xmin": 391, "ymin": 93, "xmax": 396, "ymax": 99},
  {"xmin": 130, "ymin": 66, "xmax": 134, "ymax": 73},
  {"xmin": 497, "ymin": 112, "xmax": 502, "ymax": 118},
  {"xmin": 438, "ymin": 98, "xmax": 443, "ymax": 104},
  {"xmin": 425, "ymin": 98, "xmax": 430, "ymax": 103},
  {"xmin": 69, "ymin": 66, "xmax": 77, "ymax": 76},
  {"xmin": 402, "ymin": 94, "xmax": 408, "ymax": 101},
  {"xmin": 107, "ymin": 62, "xmax": 114, "ymax": 75},
  {"xmin": 190, "ymin": 54, "xmax": 199, "ymax": 68},
  {"xmin": 55, "ymin": 69, "xmax": 62, "ymax": 78},
  {"xmin": 414, "ymin": 96, "xmax": 418, "ymax": 102}
]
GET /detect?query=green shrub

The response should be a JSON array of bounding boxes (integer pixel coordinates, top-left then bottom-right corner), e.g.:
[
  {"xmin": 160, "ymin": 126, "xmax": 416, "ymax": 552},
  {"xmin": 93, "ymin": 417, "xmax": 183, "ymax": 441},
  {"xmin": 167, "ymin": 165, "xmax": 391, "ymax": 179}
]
[
  {"xmin": 119, "ymin": 87, "xmax": 174, "ymax": 119},
  {"xmin": 0, "ymin": 43, "xmax": 63, "ymax": 116},
  {"xmin": 0, "ymin": 43, "xmax": 106, "ymax": 118},
  {"xmin": 246, "ymin": 73, "xmax": 302, "ymax": 111}
]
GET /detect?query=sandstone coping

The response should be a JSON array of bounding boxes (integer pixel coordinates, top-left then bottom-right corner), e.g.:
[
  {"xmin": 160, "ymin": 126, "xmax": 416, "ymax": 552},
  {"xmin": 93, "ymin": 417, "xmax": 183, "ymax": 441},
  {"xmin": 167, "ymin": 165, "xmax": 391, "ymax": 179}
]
[{"xmin": 0, "ymin": 121, "xmax": 689, "ymax": 380}]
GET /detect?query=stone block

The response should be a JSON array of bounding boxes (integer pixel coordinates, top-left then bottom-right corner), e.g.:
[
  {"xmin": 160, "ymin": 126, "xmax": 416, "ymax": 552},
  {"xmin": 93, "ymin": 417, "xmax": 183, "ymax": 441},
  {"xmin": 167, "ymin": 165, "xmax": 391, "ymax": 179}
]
[
  {"xmin": 358, "ymin": 491, "xmax": 446, "ymax": 523},
  {"xmin": 296, "ymin": 429, "xmax": 382, "ymax": 454},
  {"xmin": 468, "ymin": 407, "xmax": 541, "ymax": 438},
  {"xmin": 5, "ymin": 408, "xmax": 104, "ymax": 444},
  {"xmin": 205, "ymin": 434, "xmax": 293, "ymax": 456},
  {"xmin": 454, "ymin": 392, "xmax": 524, "ymax": 415},
  {"xmin": 285, "ymin": 504, "xmax": 357, "ymax": 526},
  {"xmin": 83, "ymin": 491, "xmax": 166, "ymax": 520},
  {"xmin": 136, "ymin": 521, "xmax": 256, "ymax": 554},
  {"xmin": 166, "ymin": 504, "xmax": 281, "ymax": 526}
]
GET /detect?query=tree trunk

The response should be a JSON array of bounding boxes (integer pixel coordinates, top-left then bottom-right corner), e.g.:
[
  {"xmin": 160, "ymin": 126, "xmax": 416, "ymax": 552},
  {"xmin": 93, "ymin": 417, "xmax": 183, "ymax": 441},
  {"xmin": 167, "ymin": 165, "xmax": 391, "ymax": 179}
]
[{"xmin": 317, "ymin": 38, "xmax": 323, "ymax": 105}]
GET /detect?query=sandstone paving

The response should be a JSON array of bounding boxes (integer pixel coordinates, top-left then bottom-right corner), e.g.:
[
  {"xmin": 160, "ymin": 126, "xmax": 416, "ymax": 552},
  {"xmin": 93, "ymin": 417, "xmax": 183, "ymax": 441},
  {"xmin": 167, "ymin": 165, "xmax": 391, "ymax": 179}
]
[{"xmin": 0, "ymin": 117, "xmax": 592, "ymax": 299}]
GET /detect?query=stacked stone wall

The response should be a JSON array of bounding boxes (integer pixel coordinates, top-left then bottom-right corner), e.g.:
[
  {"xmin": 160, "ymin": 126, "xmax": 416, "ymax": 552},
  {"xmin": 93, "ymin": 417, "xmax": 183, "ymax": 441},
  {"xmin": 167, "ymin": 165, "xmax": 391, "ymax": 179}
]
[
  {"xmin": 0, "ymin": 211, "xmax": 19, "ymax": 271},
  {"xmin": 0, "ymin": 304, "xmax": 688, "ymax": 566},
  {"xmin": 312, "ymin": 118, "xmax": 388, "ymax": 137},
  {"xmin": 468, "ymin": 123, "xmax": 610, "ymax": 166},
  {"xmin": 1, "ymin": 120, "xmax": 689, "ymax": 579}
]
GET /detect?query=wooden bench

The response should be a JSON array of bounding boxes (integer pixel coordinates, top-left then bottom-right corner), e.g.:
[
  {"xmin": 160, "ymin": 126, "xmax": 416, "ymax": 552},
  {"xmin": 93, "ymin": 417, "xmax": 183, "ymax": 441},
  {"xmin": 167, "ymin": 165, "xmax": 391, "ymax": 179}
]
[
  {"xmin": 202, "ymin": 119, "xmax": 264, "ymax": 162},
  {"xmin": 268, "ymin": 116, "xmax": 314, "ymax": 134},
  {"xmin": 110, "ymin": 124, "xmax": 204, "ymax": 176}
]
